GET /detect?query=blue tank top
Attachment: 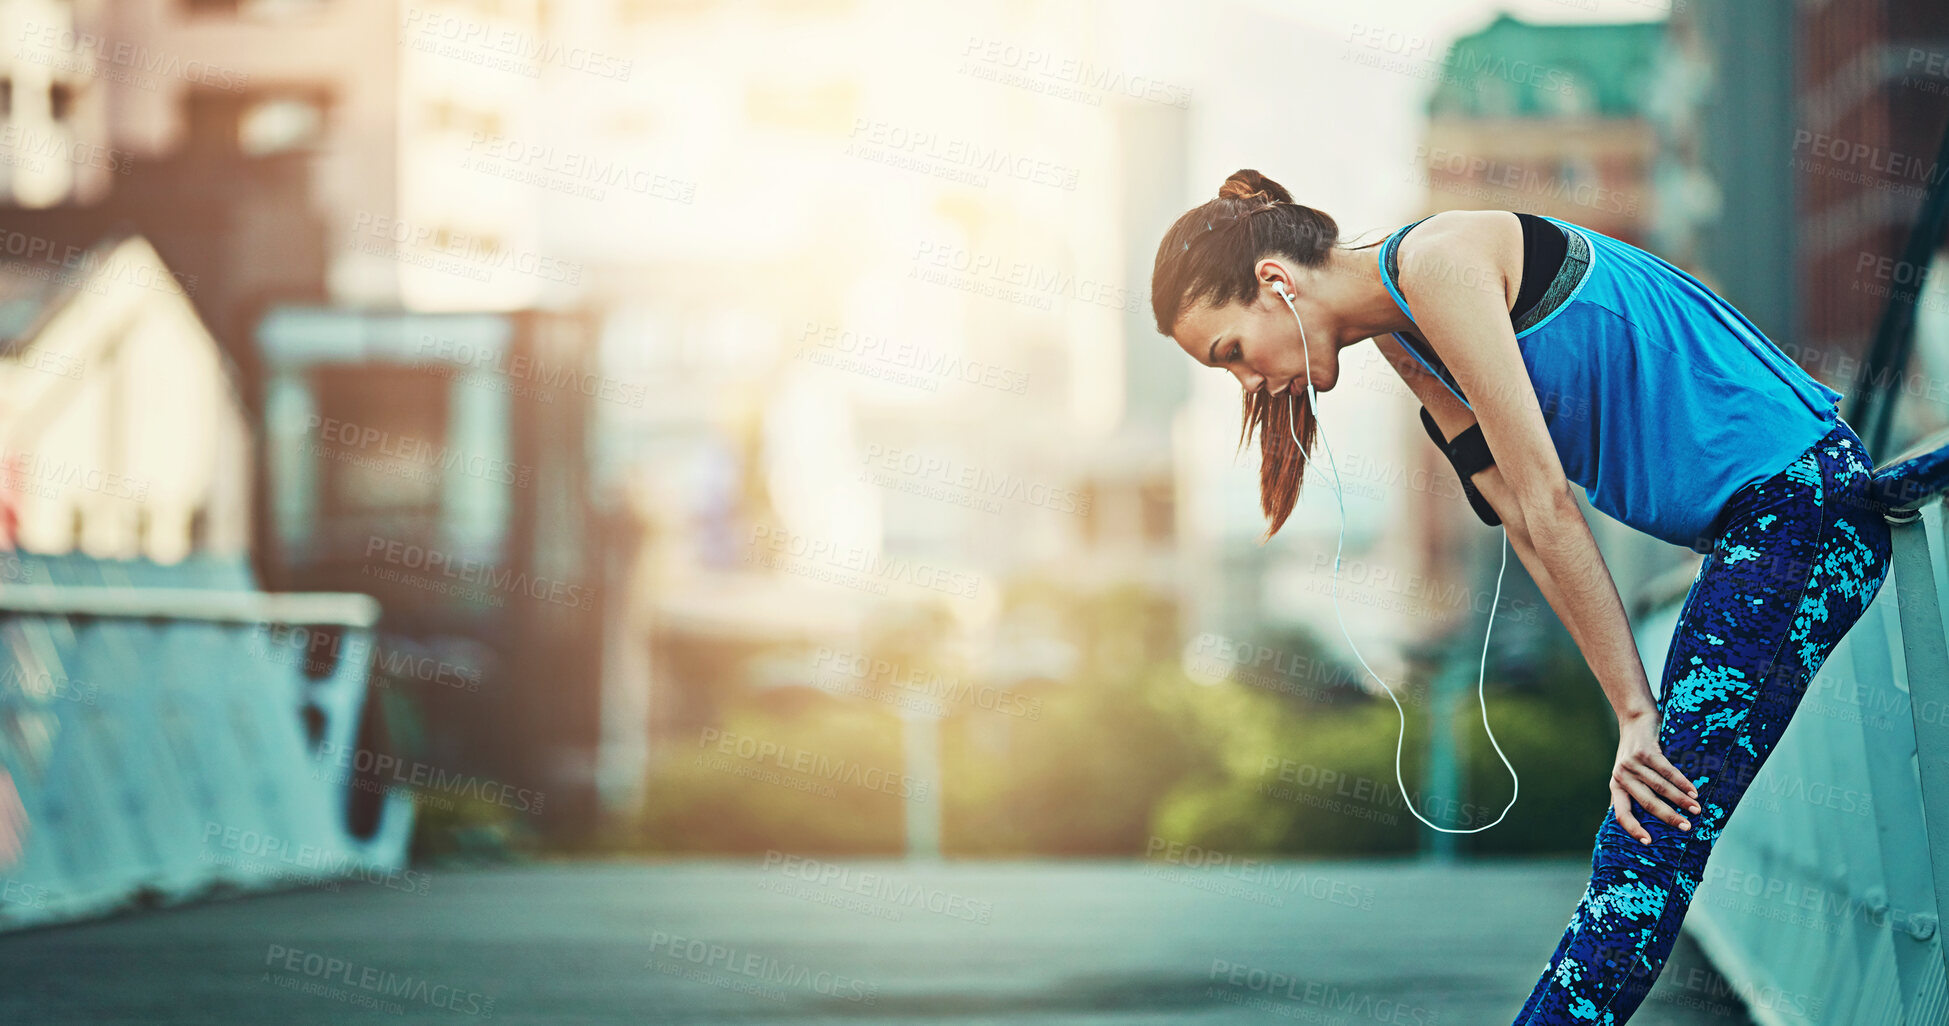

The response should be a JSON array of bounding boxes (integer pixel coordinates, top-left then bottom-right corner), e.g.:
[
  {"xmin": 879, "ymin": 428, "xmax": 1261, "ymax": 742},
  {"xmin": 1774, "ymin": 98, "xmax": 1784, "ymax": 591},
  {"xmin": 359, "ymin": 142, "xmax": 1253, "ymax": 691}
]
[{"xmin": 1375, "ymin": 213, "xmax": 1842, "ymax": 554}]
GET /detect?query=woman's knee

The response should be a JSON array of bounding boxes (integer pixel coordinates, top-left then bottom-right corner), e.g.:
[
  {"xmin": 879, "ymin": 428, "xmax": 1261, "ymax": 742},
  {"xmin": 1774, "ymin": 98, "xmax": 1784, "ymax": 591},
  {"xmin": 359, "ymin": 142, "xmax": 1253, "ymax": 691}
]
[{"xmin": 1594, "ymin": 807, "xmax": 1710, "ymax": 879}]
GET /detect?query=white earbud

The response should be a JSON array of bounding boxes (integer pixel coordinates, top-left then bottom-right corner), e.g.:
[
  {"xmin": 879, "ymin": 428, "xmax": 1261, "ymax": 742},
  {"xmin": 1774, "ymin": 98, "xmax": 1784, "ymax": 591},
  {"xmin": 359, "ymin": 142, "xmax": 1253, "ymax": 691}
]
[{"xmin": 1272, "ymin": 281, "xmax": 1519, "ymax": 835}]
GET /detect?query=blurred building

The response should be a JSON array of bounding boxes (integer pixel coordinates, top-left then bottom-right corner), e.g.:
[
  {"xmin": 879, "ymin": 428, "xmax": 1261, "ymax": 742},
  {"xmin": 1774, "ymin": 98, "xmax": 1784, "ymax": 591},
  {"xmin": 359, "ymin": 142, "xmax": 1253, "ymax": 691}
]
[
  {"xmin": 519, "ymin": 1, "xmax": 1186, "ymax": 816},
  {"xmin": 0, "ymin": 233, "xmax": 249, "ymax": 562},
  {"xmin": 1645, "ymin": 2, "xmax": 1810, "ymax": 362},
  {"xmin": 1792, "ymin": 1, "xmax": 1949, "ymax": 451},
  {"xmin": 255, "ymin": 304, "xmax": 617, "ymax": 835},
  {"xmin": 1417, "ymin": 14, "xmax": 1662, "ymax": 244},
  {"xmin": 0, "ymin": 0, "xmax": 112, "ymax": 207},
  {"xmin": 0, "ymin": 0, "xmax": 571, "ymax": 386},
  {"xmin": 0, "ymin": 0, "xmax": 627, "ymax": 837}
]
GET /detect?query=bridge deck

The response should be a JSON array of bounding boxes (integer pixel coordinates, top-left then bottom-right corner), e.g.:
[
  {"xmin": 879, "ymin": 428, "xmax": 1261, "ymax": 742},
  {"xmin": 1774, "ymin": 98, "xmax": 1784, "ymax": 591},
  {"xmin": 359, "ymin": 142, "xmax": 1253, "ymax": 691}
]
[{"xmin": 0, "ymin": 859, "xmax": 1754, "ymax": 1025}]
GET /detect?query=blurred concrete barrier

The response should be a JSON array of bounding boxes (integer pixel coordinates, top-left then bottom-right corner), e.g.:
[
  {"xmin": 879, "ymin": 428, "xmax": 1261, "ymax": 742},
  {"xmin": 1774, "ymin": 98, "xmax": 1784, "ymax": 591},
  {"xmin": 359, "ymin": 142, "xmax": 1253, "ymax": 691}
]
[
  {"xmin": 1632, "ymin": 430, "xmax": 1949, "ymax": 1026},
  {"xmin": 0, "ymin": 553, "xmax": 412, "ymax": 932}
]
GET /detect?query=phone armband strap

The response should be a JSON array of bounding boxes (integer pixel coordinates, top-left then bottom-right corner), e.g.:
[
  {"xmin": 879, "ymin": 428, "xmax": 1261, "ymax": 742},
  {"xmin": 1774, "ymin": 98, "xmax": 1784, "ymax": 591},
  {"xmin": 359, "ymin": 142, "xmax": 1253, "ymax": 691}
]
[{"xmin": 1419, "ymin": 406, "xmax": 1501, "ymax": 527}]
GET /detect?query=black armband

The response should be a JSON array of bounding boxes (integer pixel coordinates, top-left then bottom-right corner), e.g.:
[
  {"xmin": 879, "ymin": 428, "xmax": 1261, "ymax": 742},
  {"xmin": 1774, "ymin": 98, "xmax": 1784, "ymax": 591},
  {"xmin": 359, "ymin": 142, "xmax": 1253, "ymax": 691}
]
[{"xmin": 1419, "ymin": 406, "xmax": 1501, "ymax": 527}]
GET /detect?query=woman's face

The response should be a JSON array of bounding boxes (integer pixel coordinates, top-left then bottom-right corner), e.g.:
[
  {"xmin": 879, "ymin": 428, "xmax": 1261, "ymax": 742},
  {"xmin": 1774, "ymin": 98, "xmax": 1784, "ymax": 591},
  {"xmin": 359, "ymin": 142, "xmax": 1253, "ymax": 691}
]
[{"xmin": 1172, "ymin": 276, "xmax": 1337, "ymax": 398}]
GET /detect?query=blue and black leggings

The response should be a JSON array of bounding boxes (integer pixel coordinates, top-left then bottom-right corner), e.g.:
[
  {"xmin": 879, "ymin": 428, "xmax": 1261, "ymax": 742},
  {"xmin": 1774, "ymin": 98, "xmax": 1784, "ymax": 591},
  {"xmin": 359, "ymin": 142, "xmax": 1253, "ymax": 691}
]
[{"xmin": 1512, "ymin": 418, "xmax": 1893, "ymax": 1025}]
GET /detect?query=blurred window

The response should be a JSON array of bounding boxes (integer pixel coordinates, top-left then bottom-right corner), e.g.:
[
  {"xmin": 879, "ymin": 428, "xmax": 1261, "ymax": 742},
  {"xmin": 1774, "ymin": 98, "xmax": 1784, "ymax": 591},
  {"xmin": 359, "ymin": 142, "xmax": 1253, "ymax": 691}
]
[
  {"xmin": 240, "ymin": 96, "xmax": 327, "ymax": 156},
  {"xmin": 1473, "ymin": 75, "xmax": 1516, "ymax": 118},
  {"xmin": 184, "ymin": 0, "xmax": 329, "ymax": 16},
  {"xmin": 1140, "ymin": 477, "xmax": 1173, "ymax": 543},
  {"xmin": 424, "ymin": 98, "xmax": 502, "ymax": 140},
  {"xmin": 744, "ymin": 79, "xmax": 858, "ymax": 136},
  {"xmin": 1560, "ymin": 154, "xmax": 1600, "ymax": 193},
  {"xmin": 1898, "ymin": 242, "xmax": 1949, "ymax": 444},
  {"xmin": 1550, "ymin": 72, "xmax": 1597, "ymax": 117},
  {"xmin": 310, "ymin": 366, "xmax": 449, "ymax": 526},
  {"xmin": 757, "ymin": 0, "xmax": 856, "ymax": 13},
  {"xmin": 427, "ymin": 226, "xmax": 503, "ymax": 259},
  {"xmin": 617, "ymin": 0, "xmax": 714, "ymax": 25}
]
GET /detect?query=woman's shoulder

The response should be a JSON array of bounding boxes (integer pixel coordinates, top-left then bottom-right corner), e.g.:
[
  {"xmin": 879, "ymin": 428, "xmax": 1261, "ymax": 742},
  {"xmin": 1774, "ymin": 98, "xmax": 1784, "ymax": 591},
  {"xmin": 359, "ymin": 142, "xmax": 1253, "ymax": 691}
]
[
  {"xmin": 1398, "ymin": 208, "xmax": 1525, "ymax": 245},
  {"xmin": 1391, "ymin": 209, "xmax": 1525, "ymax": 300}
]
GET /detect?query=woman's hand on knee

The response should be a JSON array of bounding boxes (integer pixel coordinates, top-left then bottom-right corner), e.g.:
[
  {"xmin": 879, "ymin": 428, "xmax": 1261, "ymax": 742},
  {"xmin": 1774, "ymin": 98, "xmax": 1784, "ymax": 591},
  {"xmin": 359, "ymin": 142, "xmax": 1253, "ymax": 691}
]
[{"xmin": 1610, "ymin": 709, "xmax": 1703, "ymax": 844}]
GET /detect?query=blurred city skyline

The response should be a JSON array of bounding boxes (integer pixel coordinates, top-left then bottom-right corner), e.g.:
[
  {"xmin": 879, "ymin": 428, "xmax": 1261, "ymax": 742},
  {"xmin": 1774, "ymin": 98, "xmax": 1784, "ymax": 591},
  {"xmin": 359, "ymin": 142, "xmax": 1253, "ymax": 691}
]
[
  {"xmin": 8, "ymin": 2, "xmax": 1949, "ymax": 1021},
  {"xmin": 4, "ymin": 0, "xmax": 1942, "ymax": 852}
]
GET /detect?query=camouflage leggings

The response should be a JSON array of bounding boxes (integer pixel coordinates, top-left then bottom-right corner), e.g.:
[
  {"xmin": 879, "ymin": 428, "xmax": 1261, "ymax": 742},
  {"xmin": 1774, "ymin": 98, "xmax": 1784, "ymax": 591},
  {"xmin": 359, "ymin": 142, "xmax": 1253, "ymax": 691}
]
[{"xmin": 1512, "ymin": 419, "xmax": 1893, "ymax": 1025}]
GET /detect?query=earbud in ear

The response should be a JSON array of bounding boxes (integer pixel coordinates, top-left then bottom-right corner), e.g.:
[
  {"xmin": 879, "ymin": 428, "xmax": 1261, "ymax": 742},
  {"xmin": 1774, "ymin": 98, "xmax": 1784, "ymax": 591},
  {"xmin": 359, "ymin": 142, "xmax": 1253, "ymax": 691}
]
[{"xmin": 1271, "ymin": 280, "xmax": 1291, "ymax": 300}]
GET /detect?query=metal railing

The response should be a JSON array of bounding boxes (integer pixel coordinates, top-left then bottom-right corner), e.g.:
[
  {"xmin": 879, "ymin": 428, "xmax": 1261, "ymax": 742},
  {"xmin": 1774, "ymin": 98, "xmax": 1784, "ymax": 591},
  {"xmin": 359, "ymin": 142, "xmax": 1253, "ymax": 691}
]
[{"xmin": 0, "ymin": 553, "xmax": 411, "ymax": 931}]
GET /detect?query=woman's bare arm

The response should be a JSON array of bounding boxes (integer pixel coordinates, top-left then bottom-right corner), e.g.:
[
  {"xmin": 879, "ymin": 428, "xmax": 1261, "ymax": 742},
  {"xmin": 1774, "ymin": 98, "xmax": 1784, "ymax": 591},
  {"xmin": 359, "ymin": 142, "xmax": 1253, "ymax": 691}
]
[
  {"xmin": 1375, "ymin": 335, "xmax": 1577, "ymax": 654},
  {"xmin": 1369, "ymin": 211, "xmax": 1701, "ymax": 840},
  {"xmin": 1378, "ymin": 328, "xmax": 1699, "ymax": 840},
  {"xmin": 1380, "ymin": 212, "xmax": 1656, "ymax": 724}
]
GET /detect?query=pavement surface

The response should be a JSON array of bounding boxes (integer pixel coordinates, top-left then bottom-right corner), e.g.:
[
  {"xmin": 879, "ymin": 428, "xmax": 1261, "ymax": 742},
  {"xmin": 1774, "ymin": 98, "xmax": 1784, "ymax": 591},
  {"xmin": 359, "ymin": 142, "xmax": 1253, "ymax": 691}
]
[{"xmin": 0, "ymin": 858, "xmax": 1757, "ymax": 1025}]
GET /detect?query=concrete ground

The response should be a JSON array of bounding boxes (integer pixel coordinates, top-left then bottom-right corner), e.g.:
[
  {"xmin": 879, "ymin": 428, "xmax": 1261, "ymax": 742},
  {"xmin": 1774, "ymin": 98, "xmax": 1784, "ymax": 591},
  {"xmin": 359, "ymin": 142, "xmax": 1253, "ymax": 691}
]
[{"xmin": 0, "ymin": 858, "xmax": 1756, "ymax": 1025}]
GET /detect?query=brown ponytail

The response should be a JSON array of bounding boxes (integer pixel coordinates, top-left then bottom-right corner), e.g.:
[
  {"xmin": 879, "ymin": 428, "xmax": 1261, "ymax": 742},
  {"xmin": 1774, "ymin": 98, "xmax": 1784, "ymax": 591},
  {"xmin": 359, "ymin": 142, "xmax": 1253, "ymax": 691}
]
[{"xmin": 1152, "ymin": 168, "xmax": 1371, "ymax": 541}]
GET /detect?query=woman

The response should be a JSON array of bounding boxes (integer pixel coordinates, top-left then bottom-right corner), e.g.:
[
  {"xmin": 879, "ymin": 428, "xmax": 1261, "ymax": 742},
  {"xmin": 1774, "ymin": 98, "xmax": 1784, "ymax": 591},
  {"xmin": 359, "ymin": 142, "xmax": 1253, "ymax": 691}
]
[{"xmin": 1150, "ymin": 169, "xmax": 1893, "ymax": 1025}]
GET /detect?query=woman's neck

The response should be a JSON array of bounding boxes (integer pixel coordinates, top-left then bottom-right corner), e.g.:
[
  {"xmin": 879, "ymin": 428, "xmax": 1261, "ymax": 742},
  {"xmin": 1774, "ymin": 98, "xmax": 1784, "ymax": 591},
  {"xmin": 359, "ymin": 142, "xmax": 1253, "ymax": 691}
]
[{"xmin": 1321, "ymin": 244, "xmax": 1415, "ymax": 344}]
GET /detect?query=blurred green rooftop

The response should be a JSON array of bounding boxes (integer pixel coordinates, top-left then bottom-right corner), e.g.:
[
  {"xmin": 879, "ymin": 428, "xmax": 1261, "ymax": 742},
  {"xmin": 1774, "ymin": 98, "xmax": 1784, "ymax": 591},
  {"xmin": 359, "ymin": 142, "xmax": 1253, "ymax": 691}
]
[{"xmin": 1428, "ymin": 12, "xmax": 1667, "ymax": 119}]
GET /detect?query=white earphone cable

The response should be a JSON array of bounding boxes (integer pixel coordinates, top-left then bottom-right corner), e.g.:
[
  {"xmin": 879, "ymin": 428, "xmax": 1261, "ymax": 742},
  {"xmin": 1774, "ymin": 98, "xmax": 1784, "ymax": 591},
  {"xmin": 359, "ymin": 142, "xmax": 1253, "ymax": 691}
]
[{"xmin": 1276, "ymin": 283, "xmax": 1519, "ymax": 834}]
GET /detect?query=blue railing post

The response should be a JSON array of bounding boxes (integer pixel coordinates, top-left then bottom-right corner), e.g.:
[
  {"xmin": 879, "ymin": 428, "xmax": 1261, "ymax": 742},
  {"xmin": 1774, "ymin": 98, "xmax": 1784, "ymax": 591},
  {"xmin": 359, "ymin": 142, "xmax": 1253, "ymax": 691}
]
[
  {"xmin": 901, "ymin": 707, "xmax": 943, "ymax": 860},
  {"xmin": 1883, "ymin": 498, "xmax": 1949, "ymax": 1015},
  {"xmin": 1421, "ymin": 649, "xmax": 1467, "ymax": 863}
]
